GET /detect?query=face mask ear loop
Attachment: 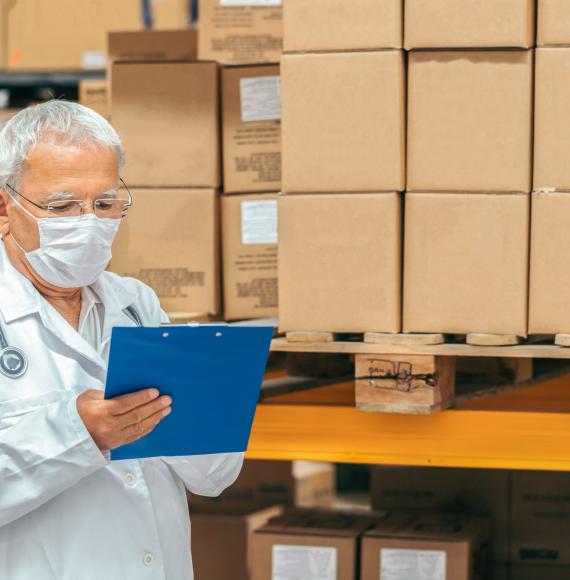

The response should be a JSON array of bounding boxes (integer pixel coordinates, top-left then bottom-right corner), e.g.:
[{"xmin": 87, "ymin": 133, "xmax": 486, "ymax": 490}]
[
  {"xmin": 4, "ymin": 187, "xmax": 39, "ymax": 254},
  {"xmin": 5, "ymin": 188, "xmax": 39, "ymax": 223}
]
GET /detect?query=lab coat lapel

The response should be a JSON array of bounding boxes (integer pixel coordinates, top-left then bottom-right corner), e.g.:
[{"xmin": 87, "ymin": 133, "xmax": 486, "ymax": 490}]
[
  {"xmin": 91, "ymin": 275, "xmax": 139, "ymax": 354},
  {"xmin": 38, "ymin": 301, "xmax": 107, "ymax": 372}
]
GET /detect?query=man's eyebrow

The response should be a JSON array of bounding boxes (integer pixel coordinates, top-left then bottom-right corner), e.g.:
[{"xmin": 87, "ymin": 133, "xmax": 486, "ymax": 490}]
[{"xmin": 39, "ymin": 191, "xmax": 76, "ymax": 204}]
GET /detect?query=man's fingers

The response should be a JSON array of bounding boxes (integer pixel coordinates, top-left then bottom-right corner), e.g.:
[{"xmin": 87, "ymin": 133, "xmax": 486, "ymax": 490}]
[
  {"xmin": 116, "ymin": 396, "xmax": 172, "ymax": 429},
  {"xmin": 119, "ymin": 406, "xmax": 172, "ymax": 445},
  {"xmin": 109, "ymin": 388, "xmax": 160, "ymax": 415}
]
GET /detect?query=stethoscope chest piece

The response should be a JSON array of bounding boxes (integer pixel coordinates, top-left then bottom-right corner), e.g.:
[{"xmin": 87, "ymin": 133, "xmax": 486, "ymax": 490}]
[{"xmin": 0, "ymin": 346, "xmax": 28, "ymax": 378}]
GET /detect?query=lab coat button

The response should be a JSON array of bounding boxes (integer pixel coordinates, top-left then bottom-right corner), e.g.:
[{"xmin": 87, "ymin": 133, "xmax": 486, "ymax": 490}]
[
  {"xmin": 143, "ymin": 552, "xmax": 154, "ymax": 566},
  {"xmin": 124, "ymin": 473, "xmax": 136, "ymax": 487}
]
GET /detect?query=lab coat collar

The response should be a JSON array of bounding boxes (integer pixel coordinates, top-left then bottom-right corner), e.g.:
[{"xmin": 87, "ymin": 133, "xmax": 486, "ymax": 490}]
[
  {"xmin": 0, "ymin": 239, "xmax": 42, "ymax": 323},
  {"xmin": 0, "ymin": 240, "xmax": 138, "ymax": 372}
]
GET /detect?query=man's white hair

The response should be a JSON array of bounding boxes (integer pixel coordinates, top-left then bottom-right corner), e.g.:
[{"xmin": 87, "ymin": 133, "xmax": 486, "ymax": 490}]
[{"xmin": 0, "ymin": 100, "xmax": 125, "ymax": 189}]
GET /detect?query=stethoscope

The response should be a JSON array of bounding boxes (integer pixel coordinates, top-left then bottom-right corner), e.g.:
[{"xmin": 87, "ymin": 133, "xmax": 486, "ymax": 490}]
[{"xmin": 0, "ymin": 305, "xmax": 143, "ymax": 379}]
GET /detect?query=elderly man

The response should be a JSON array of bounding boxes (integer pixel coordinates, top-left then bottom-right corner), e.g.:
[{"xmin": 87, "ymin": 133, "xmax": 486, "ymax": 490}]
[{"xmin": 0, "ymin": 101, "xmax": 243, "ymax": 579}]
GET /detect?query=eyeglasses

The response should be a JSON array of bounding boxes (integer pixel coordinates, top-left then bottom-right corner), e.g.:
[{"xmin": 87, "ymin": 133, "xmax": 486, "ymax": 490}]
[{"xmin": 4, "ymin": 179, "xmax": 133, "ymax": 219}]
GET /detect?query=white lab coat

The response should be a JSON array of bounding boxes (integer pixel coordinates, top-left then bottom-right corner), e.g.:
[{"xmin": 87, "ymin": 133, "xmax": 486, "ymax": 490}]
[{"xmin": 0, "ymin": 240, "xmax": 244, "ymax": 580}]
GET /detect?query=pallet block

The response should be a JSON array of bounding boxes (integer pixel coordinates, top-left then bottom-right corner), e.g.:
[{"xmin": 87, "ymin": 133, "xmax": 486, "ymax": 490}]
[{"xmin": 355, "ymin": 353, "xmax": 456, "ymax": 415}]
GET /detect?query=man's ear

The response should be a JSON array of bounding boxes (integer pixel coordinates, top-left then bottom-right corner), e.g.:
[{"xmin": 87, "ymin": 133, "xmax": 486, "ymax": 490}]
[{"xmin": 0, "ymin": 189, "xmax": 7, "ymax": 217}]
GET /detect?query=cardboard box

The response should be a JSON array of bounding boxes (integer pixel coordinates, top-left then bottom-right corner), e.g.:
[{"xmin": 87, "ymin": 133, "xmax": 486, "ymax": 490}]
[
  {"xmin": 190, "ymin": 503, "xmax": 283, "ymax": 580},
  {"xmin": 511, "ymin": 565, "xmax": 570, "ymax": 579},
  {"xmin": 370, "ymin": 466, "xmax": 510, "ymax": 563},
  {"xmin": 538, "ymin": 0, "xmax": 570, "ymax": 46},
  {"xmin": 283, "ymin": 0, "xmax": 402, "ymax": 52},
  {"xmin": 511, "ymin": 471, "xmax": 570, "ymax": 566},
  {"xmin": 198, "ymin": 0, "xmax": 282, "ymax": 65},
  {"xmin": 534, "ymin": 48, "xmax": 570, "ymax": 191},
  {"xmin": 4, "ymin": 0, "xmax": 188, "ymax": 70},
  {"xmin": 252, "ymin": 509, "xmax": 378, "ymax": 580},
  {"xmin": 279, "ymin": 193, "xmax": 402, "ymax": 334},
  {"xmin": 221, "ymin": 65, "xmax": 281, "ymax": 194},
  {"xmin": 361, "ymin": 513, "xmax": 490, "ymax": 580},
  {"xmin": 110, "ymin": 189, "xmax": 220, "ymax": 315},
  {"xmin": 407, "ymin": 50, "xmax": 533, "ymax": 193},
  {"xmin": 529, "ymin": 193, "xmax": 570, "ymax": 334},
  {"xmin": 79, "ymin": 79, "xmax": 109, "ymax": 120},
  {"xmin": 111, "ymin": 60, "xmax": 220, "ymax": 188},
  {"xmin": 405, "ymin": 0, "xmax": 534, "ymax": 49},
  {"xmin": 192, "ymin": 460, "xmax": 335, "ymax": 508},
  {"xmin": 108, "ymin": 29, "xmax": 198, "ymax": 62},
  {"xmin": 222, "ymin": 194, "xmax": 278, "ymax": 321},
  {"xmin": 282, "ymin": 51, "xmax": 405, "ymax": 193},
  {"xmin": 403, "ymin": 193, "xmax": 529, "ymax": 336}
]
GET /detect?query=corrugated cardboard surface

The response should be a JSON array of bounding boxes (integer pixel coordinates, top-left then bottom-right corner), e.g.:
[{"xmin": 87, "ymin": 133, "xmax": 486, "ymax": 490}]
[
  {"xmin": 362, "ymin": 513, "xmax": 490, "ymax": 580},
  {"xmin": 370, "ymin": 466, "xmax": 510, "ymax": 563},
  {"xmin": 511, "ymin": 565, "xmax": 570, "ymax": 579},
  {"xmin": 108, "ymin": 29, "xmax": 197, "ymax": 62},
  {"xmin": 284, "ymin": 0, "xmax": 402, "ymax": 52},
  {"xmin": 538, "ymin": 0, "xmax": 570, "ymax": 46},
  {"xmin": 534, "ymin": 49, "xmax": 570, "ymax": 191},
  {"xmin": 111, "ymin": 61, "xmax": 220, "ymax": 188},
  {"xmin": 407, "ymin": 51, "xmax": 533, "ymax": 193},
  {"xmin": 192, "ymin": 460, "xmax": 335, "ymax": 509},
  {"xmin": 403, "ymin": 193, "xmax": 529, "ymax": 336},
  {"xmin": 222, "ymin": 65, "xmax": 281, "ymax": 194},
  {"xmin": 511, "ymin": 471, "xmax": 570, "ymax": 566},
  {"xmin": 198, "ymin": 0, "xmax": 282, "ymax": 65},
  {"xmin": 110, "ymin": 188, "xmax": 220, "ymax": 315},
  {"xmin": 79, "ymin": 79, "xmax": 109, "ymax": 119},
  {"xmin": 252, "ymin": 510, "xmax": 378, "ymax": 580},
  {"xmin": 405, "ymin": 0, "xmax": 534, "ymax": 48},
  {"xmin": 222, "ymin": 194, "xmax": 278, "ymax": 321},
  {"xmin": 529, "ymin": 193, "xmax": 570, "ymax": 334},
  {"xmin": 282, "ymin": 51, "xmax": 405, "ymax": 193},
  {"xmin": 278, "ymin": 193, "xmax": 402, "ymax": 334},
  {"xmin": 4, "ymin": 0, "xmax": 188, "ymax": 70},
  {"xmin": 190, "ymin": 503, "xmax": 283, "ymax": 580}
]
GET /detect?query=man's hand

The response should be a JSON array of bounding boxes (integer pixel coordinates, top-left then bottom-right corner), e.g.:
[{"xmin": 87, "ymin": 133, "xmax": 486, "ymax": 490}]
[{"xmin": 76, "ymin": 388, "xmax": 172, "ymax": 452}]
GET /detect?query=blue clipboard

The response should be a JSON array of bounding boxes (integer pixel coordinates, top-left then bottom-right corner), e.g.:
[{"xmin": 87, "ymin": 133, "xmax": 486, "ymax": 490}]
[{"xmin": 104, "ymin": 324, "xmax": 273, "ymax": 460}]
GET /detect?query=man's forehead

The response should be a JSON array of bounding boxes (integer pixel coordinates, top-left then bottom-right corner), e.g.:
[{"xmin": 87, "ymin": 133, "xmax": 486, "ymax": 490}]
[{"xmin": 23, "ymin": 142, "xmax": 119, "ymax": 201}]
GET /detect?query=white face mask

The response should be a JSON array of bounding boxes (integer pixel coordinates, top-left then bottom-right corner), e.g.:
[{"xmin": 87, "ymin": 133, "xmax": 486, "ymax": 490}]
[{"xmin": 9, "ymin": 198, "xmax": 121, "ymax": 289}]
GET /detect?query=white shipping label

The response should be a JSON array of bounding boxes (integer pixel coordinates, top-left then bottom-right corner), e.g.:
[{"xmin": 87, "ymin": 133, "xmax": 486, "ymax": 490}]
[
  {"xmin": 272, "ymin": 545, "xmax": 337, "ymax": 580},
  {"xmin": 221, "ymin": 0, "xmax": 281, "ymax": 5},
  {"xmin": 81, "ymin": 51, "xmax": 106, "ymax": 70},
  {"xmin": 240, "ymin": 76, "xmax": 281, "ymax": 123},
  {"xmin": 241, "ymin": 200, "xmax": 278, "ymax": 245},
  {"xmin": 380, "ymin": 549, "xmax": 446, "ymax": 580}
]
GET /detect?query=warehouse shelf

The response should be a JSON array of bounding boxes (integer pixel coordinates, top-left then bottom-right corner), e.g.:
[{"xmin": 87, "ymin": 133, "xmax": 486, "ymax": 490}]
[
  {"xmin": 246, "ymin": 375, "xmax": 570, "ymax": 471},
  {"xmin": 0, "ymin": 70, "xmax": 105, "ymax": 88}
]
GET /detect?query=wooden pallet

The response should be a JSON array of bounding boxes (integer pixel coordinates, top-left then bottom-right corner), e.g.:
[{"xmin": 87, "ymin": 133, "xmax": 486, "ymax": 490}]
[
  {"xmin": 285, "ymin": 331, "xmax": 553, "ymax": 347},
  {"xmin": 273, "ymin": 332, "xmax": 570, "ymax": 414}
]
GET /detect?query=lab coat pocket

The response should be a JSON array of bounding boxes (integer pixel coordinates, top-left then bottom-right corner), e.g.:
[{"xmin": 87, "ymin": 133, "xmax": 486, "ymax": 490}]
[{"xmin": 0, "ymin": 391, "xmax": 66, "ymax": 430}]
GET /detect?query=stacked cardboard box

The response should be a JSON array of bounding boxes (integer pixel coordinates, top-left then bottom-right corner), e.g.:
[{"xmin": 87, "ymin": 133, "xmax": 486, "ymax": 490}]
[
  {"xmin": 1, "ymin": 0, "xmax": 189, "ymax": 70},
  {"xmin": 190, "ymin": 503, "xmax": 283, "ymax": 580},
  {"xmin": 251, "ymin": 508, "xmax": 490, "ymax": 580},
  {"xmin": 371, "ymin": 467, "xmax": 510, "ymax": 565},
  {"xmin": 109, "ymin": 31, "xmax": 222, "ymax": 317},
  {"xmin": 404, "ymin": 3, "xmax": 534, "ymax": 338},
  {"xmin": 530, "ymin": 3, "xmax": 570, "ymax": 335},
  {"xmin": 191, "ymin": 460, "xmax": 336, "ymax": 509},
  {"xmin": 279, "ymin": 0, "xmax": 404, "ymax": 334},
  {"xmin": 220, "ymin": 63, "xmax": 281, "ymax": 320},
  {"xmin": 198, "ymin": 0, "xmax": 282, "ymax": 65}
]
